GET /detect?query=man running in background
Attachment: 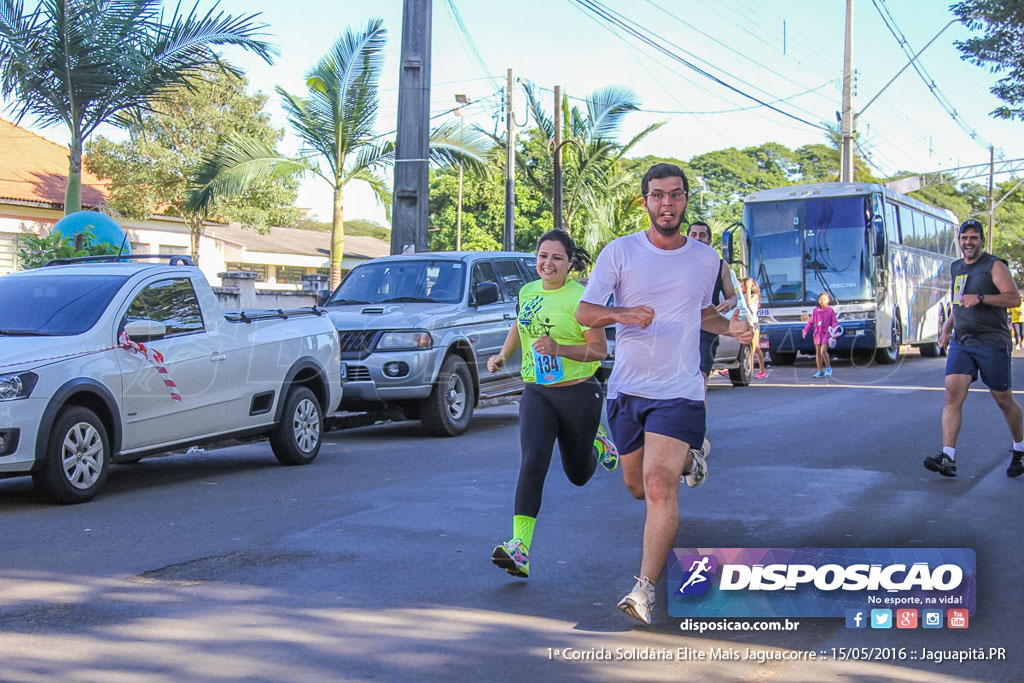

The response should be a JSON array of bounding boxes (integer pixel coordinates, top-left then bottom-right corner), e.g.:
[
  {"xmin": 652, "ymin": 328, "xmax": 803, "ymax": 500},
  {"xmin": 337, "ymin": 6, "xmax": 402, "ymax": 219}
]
[{"xmin": 925, "ymin": 219, "xmax": 1024, "ymax": 479}]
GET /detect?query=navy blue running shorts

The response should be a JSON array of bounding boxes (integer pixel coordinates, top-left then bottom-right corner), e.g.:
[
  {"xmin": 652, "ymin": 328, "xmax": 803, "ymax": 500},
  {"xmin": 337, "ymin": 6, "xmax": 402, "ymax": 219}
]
[
  {"xmin": 945, "ymin": 342, "xmax": 1013, "ymax": 392},
  {"xmin": 607, "ymin": 393, "xmax": 706, "ymax": 454}
]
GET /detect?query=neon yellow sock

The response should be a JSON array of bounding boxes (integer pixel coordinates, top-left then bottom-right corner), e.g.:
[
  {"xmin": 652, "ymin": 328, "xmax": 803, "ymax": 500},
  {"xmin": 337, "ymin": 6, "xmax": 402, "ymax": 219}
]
[{"xmin": 513, "ymin": 515, "xmax": 536, "ymax": 552}]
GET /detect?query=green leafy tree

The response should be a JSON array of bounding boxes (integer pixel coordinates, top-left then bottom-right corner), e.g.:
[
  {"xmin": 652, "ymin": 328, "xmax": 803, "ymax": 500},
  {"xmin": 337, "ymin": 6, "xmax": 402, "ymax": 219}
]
[
  {"xmin": 85, "ymin": 70, "xmax": 299, "ymax": 263},
  {"xmin": 17, "ymin": 227, "xmax": 118, "ymax": 269},
  {"xmin": 188, "ymin": 19, "xmax": 491, "ymax": 287},
  {"xmin": 0, "ymin": 0, "xmax": 275, "ymax": 214},
  {"xmin": 510, "ymin": 84, "xmax": 661, "ymax": 252},
  {"xmin": 953, "ymin": 0, "xmax": 1024, "ymax": 119}
]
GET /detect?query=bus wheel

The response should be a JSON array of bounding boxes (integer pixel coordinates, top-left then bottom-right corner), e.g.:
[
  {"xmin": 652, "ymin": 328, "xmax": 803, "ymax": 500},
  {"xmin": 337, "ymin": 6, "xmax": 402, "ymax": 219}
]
[
  {"xmin": 876, "ymin": 316, "xmax": 902, "ymax": 365},
  {"xmin": 919, "ymin": 342, "xmax": 941, "ymax": 358}
]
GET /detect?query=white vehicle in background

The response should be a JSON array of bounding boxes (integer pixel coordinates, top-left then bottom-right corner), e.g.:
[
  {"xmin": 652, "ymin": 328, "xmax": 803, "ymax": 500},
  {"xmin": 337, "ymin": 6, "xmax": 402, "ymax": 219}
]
[{"xmin": 0, "ymin": 255, "xmax": 342, "ymax": 504}]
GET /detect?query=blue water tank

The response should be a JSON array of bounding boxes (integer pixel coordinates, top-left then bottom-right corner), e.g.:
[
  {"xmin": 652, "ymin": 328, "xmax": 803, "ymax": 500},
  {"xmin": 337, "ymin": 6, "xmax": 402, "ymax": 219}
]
[{"xmin": 52, "ymin": 211, "xmax": 131, "ymax": 251}]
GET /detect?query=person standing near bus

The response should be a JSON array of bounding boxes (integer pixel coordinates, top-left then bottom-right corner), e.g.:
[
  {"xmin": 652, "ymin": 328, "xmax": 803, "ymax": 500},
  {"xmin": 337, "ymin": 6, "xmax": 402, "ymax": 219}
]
[
  {"xmin": 487, "ymin": 229, "xmax": 619, "ymax": 580},
  {"xmin": 802, "ymin": 292, "xmax": 838, "ymax": 378},
  {"xmin": 925, "ymin": 219, "xmax": 1024, "ymax": 478},
  {"xmin": 743, "ymin": 278, "xmax": 767, "ymax": 379},
  {"xmin": 577, "ymin": 163, "xmax": 752, "ymax": 625},
  {"xmin": 687, "ymin": 221, "xmax": 737, "ymax": 389}
]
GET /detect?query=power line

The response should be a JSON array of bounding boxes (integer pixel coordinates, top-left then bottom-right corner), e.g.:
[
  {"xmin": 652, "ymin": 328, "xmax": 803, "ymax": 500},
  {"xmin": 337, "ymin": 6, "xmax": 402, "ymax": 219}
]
[
  {"xmin": 872, "ymin": 0, "xmax": 995, "ymax": 156},
  {"xmin": 567, "ymin": 0, "xmax": 830, "ymax": 132}
]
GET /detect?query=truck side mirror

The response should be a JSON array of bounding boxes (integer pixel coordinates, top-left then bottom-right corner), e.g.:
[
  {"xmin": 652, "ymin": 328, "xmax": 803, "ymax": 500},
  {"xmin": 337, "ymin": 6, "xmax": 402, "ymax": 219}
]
[
  {"xmin": 721, "ymin": 231, "xmax": 735, "ymax": 264},
  {"xmin": 473, "ymin": 281, "xmax": 499, "ymax": 306},
  {"xmin": 123, "ymin": 319, "xmax": 167, "ymax": 342},
  {"xmin": 316, "ymin": 289, "xmax": 331, "ymax": 306}
]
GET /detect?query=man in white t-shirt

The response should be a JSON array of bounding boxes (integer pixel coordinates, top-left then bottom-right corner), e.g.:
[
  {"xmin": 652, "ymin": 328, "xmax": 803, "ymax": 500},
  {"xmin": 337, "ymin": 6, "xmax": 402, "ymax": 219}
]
[{"xmin": 577, "ymin": 163, "xmax": 752, "ymax": 625}]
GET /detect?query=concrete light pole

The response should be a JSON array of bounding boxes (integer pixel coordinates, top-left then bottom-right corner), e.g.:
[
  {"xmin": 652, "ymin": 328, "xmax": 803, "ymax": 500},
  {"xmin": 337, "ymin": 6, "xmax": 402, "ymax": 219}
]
[{"xmin": 454, "ymin": 93, "xmax": 468, "ymax": 251}]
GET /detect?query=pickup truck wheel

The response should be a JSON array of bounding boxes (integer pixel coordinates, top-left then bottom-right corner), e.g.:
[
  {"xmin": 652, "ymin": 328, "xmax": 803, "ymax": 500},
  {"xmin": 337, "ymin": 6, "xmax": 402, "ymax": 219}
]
[
  {"xmin": 270, "ymin": 386, "xmax": 323, "ymax": 465},
  {"xmin": 774, "ymin": 351, "xmax": 796, "ymax": 366},
  {"xmin": 420, "ymin": 355, "xmax": 475, "ymax": 436},
  {"xmin": 32, "ymin": 407, "xmax": 110, "ymax": 504}
]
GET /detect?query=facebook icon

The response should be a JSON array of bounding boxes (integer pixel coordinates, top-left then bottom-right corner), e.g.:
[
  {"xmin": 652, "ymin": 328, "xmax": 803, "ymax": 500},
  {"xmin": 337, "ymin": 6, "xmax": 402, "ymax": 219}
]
[{"xmin": 845, "ymin": 609, "xmax": 867, "ymax": 629}]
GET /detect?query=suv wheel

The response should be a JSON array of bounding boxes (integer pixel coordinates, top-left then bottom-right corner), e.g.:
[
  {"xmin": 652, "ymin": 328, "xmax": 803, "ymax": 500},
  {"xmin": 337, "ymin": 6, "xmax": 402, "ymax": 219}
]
[
  {"xmin": 420, "ymin": 354, "xmax": 475, "ymax": 436},
  {"xmin": 33, "ymin": 406, "xmax": 110, "ymax": 504},
  {"xmin": 728, "ymin": 344, "xmax": 753, "ymax": 386},
  {"xmin": 270, "ymin": 386, "xmax": 323, "ymax": 465}
]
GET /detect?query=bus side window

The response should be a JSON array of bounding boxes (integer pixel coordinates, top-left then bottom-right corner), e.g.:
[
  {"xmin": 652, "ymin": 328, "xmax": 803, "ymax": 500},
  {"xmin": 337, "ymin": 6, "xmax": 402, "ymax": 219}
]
[
  {"xmin": 925, "ymin": 216, "xmax": 937, "ymax": 253},
  {"xmin": 897, "ymin": 205, "xmax": 913, "ymax": 246},
  {"xmin": 885, "ymin": 202, "xmax": 900, "ymax": 244}
]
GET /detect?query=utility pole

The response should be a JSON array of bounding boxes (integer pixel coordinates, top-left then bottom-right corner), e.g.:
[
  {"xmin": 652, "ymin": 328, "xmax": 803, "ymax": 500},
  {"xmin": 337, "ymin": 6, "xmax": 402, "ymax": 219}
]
[
  {"xmin": 839, "ymin": 0, "xmax": 855, "ymax": 183},
  {"xmin": 553, "ymin": 85, "xmax": 563, "ymax": 231},
  {"xmin": 504, "ymin": 68, "xmax": 515, "ymax": 251},
  {"xmin": 988, "ymin": 144, "xmax": 995, "ymax": 251},
  {"xmin": 390, "ymin": 0, "xmax": 432, "ymax": 256}
]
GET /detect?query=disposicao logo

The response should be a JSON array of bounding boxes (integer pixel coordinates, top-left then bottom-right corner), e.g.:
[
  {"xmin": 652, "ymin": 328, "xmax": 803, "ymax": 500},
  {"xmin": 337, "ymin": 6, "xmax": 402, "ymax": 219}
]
[
  {"xmin": 675, "ymin": 554, "xmax": 718, "ymax": 596},
  {"xmin": 667, "ymin": 548, "xmax": 976, "ymax": 619}
]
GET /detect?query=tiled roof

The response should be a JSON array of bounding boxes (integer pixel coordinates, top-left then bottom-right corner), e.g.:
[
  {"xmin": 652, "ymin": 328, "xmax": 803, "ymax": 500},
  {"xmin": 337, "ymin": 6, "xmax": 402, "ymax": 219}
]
[
  {"xmin": 207, "ymin": 222, "xmax": 390, "ymax": 260},
  {"xmin": 0, "ymin": 118, "xmax": 109, "ymax": 207}
]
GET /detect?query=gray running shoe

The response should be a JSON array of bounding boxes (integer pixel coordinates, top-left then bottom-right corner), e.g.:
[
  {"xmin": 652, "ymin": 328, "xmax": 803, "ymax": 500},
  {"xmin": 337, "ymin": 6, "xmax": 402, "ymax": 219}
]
[
  {"xmin": 923, "ymin": 453, "xmax": 957, "ymax": 477},
  {"xmin": 683, "ymin": 437, "xmax": 711, "ymax": 488},
  {"xmin": 617, "ymin": 575, "xmax": 655, "ymax": 625}
]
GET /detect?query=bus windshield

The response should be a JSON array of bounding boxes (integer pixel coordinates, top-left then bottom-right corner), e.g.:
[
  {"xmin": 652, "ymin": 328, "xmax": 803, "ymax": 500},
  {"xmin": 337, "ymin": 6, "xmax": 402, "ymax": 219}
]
[{"xmin": 746, "ymin": 195, "xmax": 873, "ymax": 304}]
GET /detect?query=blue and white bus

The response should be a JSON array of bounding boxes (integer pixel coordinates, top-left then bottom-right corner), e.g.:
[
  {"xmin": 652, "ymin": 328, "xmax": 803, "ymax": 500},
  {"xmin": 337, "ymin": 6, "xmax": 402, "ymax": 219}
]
[{"xmin": 722, "ymin": 182, "xmax": 959, "ymax": 365}]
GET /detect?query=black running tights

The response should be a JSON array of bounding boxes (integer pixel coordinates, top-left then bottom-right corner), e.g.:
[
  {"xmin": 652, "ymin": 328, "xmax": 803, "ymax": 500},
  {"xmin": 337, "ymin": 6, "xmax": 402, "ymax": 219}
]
[{"xmin": 514, "ymin": 377, "xmax": 604, "ymax": 518}]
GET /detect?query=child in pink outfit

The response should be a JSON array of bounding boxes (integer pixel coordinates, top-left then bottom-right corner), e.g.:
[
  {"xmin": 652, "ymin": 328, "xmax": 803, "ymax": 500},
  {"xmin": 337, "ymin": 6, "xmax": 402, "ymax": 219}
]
[{"xmin": 802, "ymin": 293, "xmax": 838, "ymax": 378}]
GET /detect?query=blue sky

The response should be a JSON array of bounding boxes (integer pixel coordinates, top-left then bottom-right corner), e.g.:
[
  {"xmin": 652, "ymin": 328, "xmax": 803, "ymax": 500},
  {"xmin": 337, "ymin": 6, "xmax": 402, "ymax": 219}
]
[{"xmin": 8, "ymin": 0, "xmax": 1024, "ymax": 225}]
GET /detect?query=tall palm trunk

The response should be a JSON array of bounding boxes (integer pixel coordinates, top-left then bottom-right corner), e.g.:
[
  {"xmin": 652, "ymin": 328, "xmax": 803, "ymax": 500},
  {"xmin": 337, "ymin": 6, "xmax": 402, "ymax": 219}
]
[
  {"xmin": 330, "ymin": 186, "xmax": 345, "ymax": 288},
  {"xmin": 65, "ymin": 130, "xmax": 83, "ymax": 214}
]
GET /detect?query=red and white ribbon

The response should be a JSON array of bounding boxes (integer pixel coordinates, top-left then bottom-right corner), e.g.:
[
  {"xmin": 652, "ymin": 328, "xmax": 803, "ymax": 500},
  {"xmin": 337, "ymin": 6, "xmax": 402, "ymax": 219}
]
[
  {"xmin": 2, "ymin": 333, "xmax": 182, "ymax": 402},
  {"xmin": 118, "ymin": 332, "xmax": 182, "ymax": 402}
]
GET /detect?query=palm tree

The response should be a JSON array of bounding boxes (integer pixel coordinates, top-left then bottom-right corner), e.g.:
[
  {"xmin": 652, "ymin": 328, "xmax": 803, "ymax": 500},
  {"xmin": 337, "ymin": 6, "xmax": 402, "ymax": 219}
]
[
  {"xmin": 0, "ymin": 0, "xmax": 275, "ymax": 213},
  {"xmin": 188, "ymin": 19, "xmax": 491, "ymax": 288},
  {"xmin": 514, "ymin": 84, "xmax": 662, "ymax": 249}
]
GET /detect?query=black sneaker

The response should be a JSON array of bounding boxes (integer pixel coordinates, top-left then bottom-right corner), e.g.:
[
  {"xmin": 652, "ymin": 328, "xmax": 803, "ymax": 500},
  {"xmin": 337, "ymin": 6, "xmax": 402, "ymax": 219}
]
[
  {"xmin": 923, "ymin": 453, "xmax": 957, "ymax": 477},
  {"xmin": 1007, "ymin": 450, "xmax": 1024, "ymax": 478}
]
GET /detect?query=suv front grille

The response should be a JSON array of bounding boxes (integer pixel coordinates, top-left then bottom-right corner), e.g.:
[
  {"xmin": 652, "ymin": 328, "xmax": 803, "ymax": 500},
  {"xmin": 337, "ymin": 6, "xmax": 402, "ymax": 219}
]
[{"xmin": 338, "ymin": 330, "xmax": 380, "ymax": 358}]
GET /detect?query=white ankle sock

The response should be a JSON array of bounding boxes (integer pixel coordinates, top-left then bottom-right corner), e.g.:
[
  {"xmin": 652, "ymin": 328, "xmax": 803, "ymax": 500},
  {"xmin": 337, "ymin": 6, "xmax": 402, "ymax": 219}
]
[
  {"xmin": 1013, "ymin": 441, "xmax": 1024, "ymax": 452},
  {"xmin": 942, "ymin": 447, "xmax": 956, "ymax": 459}
]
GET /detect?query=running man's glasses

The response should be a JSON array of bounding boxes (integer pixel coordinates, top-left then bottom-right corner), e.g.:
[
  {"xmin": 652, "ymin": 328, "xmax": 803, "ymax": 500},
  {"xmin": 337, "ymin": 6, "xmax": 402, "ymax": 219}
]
[{"xmin": 645, "ymin": 190, "xmax": 687, "ymax": 202}]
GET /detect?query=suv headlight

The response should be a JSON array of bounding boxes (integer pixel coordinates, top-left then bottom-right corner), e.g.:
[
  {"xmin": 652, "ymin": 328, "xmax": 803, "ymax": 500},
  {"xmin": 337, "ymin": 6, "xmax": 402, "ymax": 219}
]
[
  {"xmin": 0, "ymin": 372, "xmax": 38, "ymax": 401},
  {"xmin": 375, "ymin": 331, "xmax": 433, "ymax": 350}
]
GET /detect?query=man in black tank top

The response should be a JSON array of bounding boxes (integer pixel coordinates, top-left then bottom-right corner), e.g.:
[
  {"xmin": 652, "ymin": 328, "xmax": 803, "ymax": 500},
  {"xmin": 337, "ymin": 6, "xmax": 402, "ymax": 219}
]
[
  {"xmin": 924, "ymin": 220, "xmax": 1024, "ymax": 478},
  {"xmin": 687, "ymin": 222, "xmax": 737, "ymax": 388}
]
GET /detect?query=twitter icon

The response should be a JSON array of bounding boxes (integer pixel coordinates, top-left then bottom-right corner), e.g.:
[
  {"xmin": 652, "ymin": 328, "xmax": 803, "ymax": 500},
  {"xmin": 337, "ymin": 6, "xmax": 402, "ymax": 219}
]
[{"xmin": 870, "ymin": 609, "xmax": 892, "ymax": 629}]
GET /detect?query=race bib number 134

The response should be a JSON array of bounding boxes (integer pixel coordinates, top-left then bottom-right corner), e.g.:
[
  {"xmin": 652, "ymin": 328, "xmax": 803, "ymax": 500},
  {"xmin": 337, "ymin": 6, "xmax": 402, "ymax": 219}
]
[{"xmin": 533, "ymin": 348, "xmax": 564, "ymax": 385}]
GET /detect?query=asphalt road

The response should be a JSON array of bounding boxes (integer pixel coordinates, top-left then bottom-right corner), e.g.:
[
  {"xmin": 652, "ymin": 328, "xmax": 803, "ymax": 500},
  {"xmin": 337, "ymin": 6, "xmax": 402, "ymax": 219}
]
[{"xmin": 1, "ymin": 349, "xmax": 1021, "ymax": 681}]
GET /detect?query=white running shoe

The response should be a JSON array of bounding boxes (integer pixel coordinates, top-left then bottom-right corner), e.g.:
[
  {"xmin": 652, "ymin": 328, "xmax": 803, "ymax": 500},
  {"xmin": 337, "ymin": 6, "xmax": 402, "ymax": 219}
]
[
  {"xmin": 683, "ymin": 437, "xmax": 711, "ymax": 488},
  {"xmin": 618, "ymin": 575, "xmax": 656, "ymax": 624}
]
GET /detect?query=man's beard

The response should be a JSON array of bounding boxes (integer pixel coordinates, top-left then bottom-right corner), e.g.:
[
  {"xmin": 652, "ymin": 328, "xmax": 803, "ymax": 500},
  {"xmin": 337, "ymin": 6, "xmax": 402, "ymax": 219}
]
[{"xmin": 653, "ymin": 216, "xmax": 683, "ymax": 236}]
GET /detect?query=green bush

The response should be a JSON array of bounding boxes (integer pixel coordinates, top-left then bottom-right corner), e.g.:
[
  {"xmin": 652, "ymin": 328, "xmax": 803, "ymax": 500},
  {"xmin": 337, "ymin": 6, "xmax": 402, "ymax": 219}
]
[{"xmin": 18, "ymin": 228, "xmax": 120, "ymax": 269}]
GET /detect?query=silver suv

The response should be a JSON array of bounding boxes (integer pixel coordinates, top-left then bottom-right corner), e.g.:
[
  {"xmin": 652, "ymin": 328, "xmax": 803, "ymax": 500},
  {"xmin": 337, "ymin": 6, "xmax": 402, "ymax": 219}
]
[{"xmin": 324, "ymin": 251, "xmax": 540, "ymax": 436}]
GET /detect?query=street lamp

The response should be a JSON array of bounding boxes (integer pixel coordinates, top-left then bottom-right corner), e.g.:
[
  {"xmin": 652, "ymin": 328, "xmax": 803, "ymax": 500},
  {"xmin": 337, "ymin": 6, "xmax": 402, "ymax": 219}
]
[{"xmin": 454, "ymin": 94, "xmax": 468, "ymax": 251}]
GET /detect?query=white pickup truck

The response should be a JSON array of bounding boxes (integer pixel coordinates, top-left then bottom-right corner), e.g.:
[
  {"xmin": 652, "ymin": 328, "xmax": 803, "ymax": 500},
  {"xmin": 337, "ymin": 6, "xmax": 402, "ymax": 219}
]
[{"xmin": 0, "ymin": 255, "xmax": 342, "ymax": 504}]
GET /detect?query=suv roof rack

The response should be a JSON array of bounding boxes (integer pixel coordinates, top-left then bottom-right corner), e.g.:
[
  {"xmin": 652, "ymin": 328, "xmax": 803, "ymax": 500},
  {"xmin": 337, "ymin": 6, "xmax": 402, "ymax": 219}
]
[{"xmin": 44, "ymin": 254, "xmax": 196, "ymax": 267}]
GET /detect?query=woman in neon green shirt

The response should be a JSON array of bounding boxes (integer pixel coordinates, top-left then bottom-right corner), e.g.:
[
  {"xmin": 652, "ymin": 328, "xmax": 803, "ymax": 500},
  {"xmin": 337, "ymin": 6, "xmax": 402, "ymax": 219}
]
[{"xmin": 487, "ymin": 229, "xmax": 618, "ymax": 579}]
